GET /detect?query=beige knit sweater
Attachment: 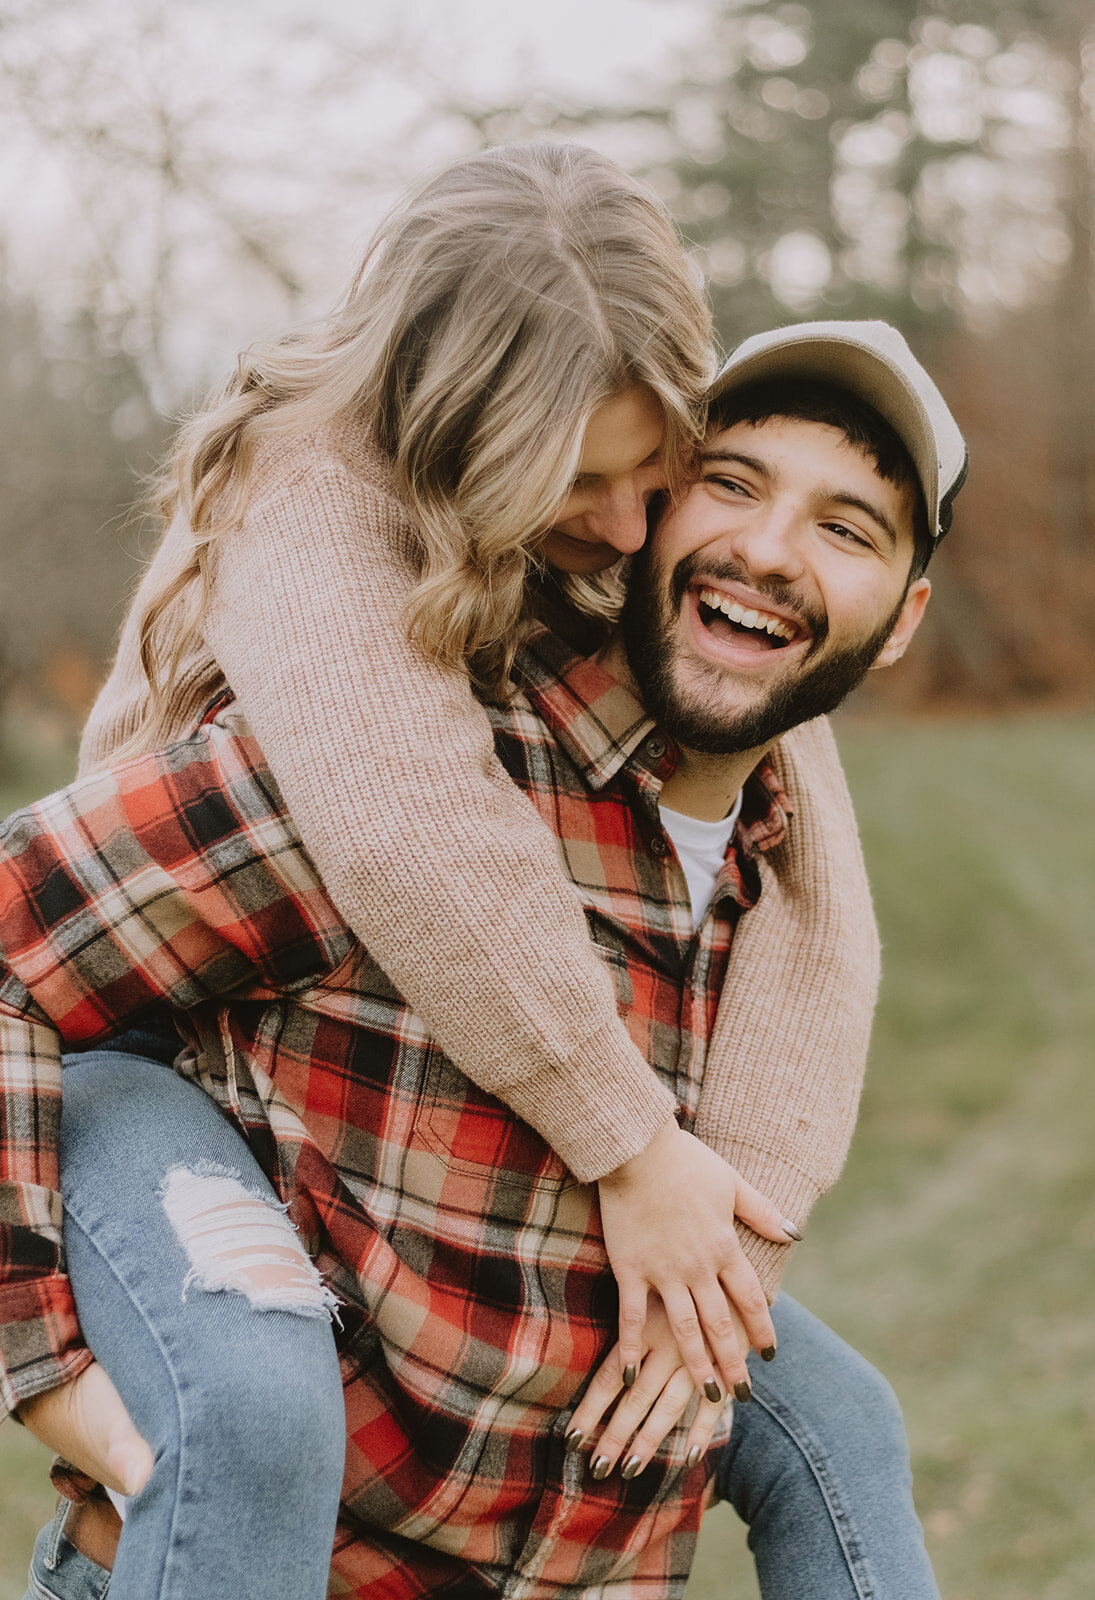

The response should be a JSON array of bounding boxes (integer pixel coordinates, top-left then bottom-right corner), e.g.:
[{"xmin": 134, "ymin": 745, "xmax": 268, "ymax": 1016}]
[{"xmin": 81, "ymin": 417, "xmax": 880, "ymax": 1296}]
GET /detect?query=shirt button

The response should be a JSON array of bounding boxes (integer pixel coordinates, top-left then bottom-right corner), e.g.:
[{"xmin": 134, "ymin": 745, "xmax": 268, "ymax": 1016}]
[
  {"xmin": 644, "ymin": 736, "xmax": 667, "ymax": 761},
  {"xmin": 650, "ymin": 835, "xmax": 669, "ymax": 858}
]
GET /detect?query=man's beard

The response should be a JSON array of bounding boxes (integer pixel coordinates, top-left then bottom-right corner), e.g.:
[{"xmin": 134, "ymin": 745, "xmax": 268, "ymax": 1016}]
[{"xmin": 620, "ymin": 549, "xmax": 908, "ymax": 756}]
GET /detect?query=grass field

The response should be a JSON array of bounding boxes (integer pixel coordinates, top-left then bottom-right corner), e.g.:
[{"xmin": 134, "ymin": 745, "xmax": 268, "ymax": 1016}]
[{"xmin": 1, "ymin": 709, "xmax": 1093, "ymax": 1598}]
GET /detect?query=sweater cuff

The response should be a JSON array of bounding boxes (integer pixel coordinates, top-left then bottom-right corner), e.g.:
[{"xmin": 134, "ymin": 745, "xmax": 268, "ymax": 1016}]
[
  {"xmin": 499, "ymin": 1024, "xmax": 678, "ymax": 1184},
  {"xmin": 725, "ymin": 1146, "xmax": 826, "ymax": 1304}
]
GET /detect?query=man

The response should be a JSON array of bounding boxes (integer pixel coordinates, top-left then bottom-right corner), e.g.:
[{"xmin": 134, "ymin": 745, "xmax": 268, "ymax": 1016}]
[{"xmin": 0, "ymin": 322, "xmax": 965, "ymax": 1598}]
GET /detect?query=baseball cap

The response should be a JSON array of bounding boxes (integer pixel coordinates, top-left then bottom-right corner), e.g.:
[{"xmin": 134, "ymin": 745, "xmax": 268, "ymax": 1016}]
[{"xmin": 708, "ymin": 320, "xmax": 968, "ymax": 542}]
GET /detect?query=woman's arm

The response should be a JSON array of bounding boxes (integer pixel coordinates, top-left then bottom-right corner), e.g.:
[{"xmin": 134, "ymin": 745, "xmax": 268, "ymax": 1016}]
[
  {"xmin": 197, "ymin": 444, "xmax": 795, "ymax": 1391},
  {"xmin": 0, "ymin": 714, "xmax": 345, "ymax": 1419},
  {"xmin": 85, "ymin": 442, "xmax": 680, "ymax": 1182}
]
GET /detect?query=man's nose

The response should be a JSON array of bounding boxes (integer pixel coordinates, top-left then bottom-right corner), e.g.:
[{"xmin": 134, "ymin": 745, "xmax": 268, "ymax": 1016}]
[{"xmin": 727, "ymin": 505, "xmax": 806, "ymax": 582}]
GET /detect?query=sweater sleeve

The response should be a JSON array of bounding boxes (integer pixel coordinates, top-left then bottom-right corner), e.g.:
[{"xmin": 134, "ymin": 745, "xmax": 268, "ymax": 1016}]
[
  {"xmin": 200, "ymin": 456, "xmax": 676, "ymax": 1183},
  {"xmin": 694, "ymin": 716, "xmax": 881, "ymax": 1302}
]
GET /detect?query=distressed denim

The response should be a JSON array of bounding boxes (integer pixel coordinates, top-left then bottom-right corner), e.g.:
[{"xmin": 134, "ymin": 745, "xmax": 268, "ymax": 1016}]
[
  {"xmin": 27, "ymin": 1047, "xmax": 345, "ymax": 1600},
  {"xmin": 26, "ymin": 1048, "xmax": 939, "ymax": 1600}
]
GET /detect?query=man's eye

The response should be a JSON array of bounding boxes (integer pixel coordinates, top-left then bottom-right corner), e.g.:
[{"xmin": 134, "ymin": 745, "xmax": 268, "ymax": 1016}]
[
  {"xmin": 826, "ymin": 522, "xmax": 872, "ymax": 549},
  {"xmin": 705, "ymin": 475, "xmax": 751, "ymax": 496}
]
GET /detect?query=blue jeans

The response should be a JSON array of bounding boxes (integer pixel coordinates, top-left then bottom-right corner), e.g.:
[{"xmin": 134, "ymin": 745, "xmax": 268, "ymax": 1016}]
[
  {"xmin": 26, "ymin": 1049, "xmax": 939, "ymax": 1600},
  {"xmin": 27, "ymin": 1048, "xmax": 345, "ymax": 1600}
]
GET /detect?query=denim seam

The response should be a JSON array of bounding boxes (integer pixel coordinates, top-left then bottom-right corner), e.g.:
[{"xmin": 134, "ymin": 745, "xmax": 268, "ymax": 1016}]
[
  {"xmin": 63, "ymin": 1210, "xmax": 189, "ymax": 1600},
  {"xmin": 736, "ymin": 1383, "xmax": 878, "ymax": 1600}
]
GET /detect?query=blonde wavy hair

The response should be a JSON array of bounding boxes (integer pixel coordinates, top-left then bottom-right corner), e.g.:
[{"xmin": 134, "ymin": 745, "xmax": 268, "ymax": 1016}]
[{"xmin": 135, "ymin": 141, "xmax": 713, "ymax": 743}]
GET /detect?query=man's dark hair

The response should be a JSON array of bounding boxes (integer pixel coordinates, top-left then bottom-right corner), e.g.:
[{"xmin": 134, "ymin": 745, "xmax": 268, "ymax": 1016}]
[{"xmin": 708, "ymin": 377, "xmax": 934, "ymax": 580}]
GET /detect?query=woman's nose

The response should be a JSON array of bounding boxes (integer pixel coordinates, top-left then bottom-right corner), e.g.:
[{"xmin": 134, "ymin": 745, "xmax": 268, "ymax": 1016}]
[{"xmin": 586, "ymin": 483, "xmax": 650, "ymax": 555}]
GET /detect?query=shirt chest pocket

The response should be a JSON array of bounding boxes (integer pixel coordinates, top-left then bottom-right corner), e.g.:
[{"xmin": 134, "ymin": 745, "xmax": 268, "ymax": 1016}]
[{"xmin": 412, "ymin": 1049, "xmax": 577, "ymax": 1198}]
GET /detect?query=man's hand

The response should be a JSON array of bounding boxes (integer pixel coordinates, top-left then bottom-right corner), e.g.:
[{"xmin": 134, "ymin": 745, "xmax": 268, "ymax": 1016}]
[
  {"xmin": 597, "ymin": 1119, "xmax": 799, "ymax": 1400},
  {"xmin": 16, "ymin": 1361, "xmax": 153, "ymax": 1497},
  {"xmin": 565, "ymin": 1292, "xmax": 739, "ymax": 1480}
]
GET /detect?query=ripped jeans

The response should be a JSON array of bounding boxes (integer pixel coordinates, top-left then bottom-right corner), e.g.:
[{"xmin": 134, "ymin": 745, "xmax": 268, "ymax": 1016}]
[
  {"xmin": 37, "ymin": 1046, "xmax": 346, "ymax": 1600},
  {"xmin": 28, "ymin": 1045, "xmax": 940, "ymax": 1600}
]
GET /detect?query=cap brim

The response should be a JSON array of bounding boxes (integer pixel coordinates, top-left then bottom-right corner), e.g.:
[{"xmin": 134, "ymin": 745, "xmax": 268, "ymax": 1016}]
[{"xmin": 709, "ymin": 332, "xmax": 941, "ymax": 539}]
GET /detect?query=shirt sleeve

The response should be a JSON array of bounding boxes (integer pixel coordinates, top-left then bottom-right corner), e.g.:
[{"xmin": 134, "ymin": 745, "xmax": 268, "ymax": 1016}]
[
  {"xmin": 0, "ymin": 988, "xmax": 94, "ymax": 1419},
  {"xmin": 0, "ymin": 716, "xmax": 347, "ymax": 1418},
  {"xmin": 202, "ymin": 459, "xmax": 676, "ymax": 1181}
]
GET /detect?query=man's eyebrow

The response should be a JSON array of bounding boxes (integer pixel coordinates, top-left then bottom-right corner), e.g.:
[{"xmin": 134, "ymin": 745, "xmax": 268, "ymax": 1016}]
[
  {"xmin": 821, "ymin": 488, "xmax": 899, "ymax": 550},
  {"xmin": 700, "ymin": 449, "xmax": 901, "ymax": 551},
  {"xmin": 698, "ymin": 448, "xmax": 773, "ymax": 478}
]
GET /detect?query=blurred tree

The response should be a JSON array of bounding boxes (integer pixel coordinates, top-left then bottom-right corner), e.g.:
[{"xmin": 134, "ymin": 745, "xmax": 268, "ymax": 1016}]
[
  {"xmin": 0, "ymin": 289, "xmax": 166, "ymax": 729},
  {"xmin": 514, "ymin": 0, "xmax": 1095, "ymax": 706}
]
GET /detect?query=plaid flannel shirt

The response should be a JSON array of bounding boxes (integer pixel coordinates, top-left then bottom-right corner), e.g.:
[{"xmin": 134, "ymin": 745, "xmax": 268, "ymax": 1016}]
[{"xmin": 0, "ymin": 628, "xmax": 788, "ymax": 1599}]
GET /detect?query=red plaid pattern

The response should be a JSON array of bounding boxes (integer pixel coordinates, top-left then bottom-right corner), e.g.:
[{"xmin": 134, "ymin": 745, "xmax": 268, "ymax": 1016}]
[{"xmin": 0, "ymin": 628, "xmax": 788, "ymax": 1597}]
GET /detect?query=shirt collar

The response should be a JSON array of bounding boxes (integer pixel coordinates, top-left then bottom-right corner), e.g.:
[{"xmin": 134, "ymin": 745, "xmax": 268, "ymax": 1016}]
[
  {"xmin": 512, "ymin": 628, "xmax": 794, "ymax": 856},
  {"xmin": 514, "ymin": 628, "xmax": 657, "ymax": 791}
]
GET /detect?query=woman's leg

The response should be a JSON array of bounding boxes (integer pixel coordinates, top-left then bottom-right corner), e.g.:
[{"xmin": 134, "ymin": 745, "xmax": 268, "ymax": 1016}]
[
  {"xmin": 710, "ymin": 1294, "xmax": 941, "ymax": 1600},
  {"xmin": 34, "ymin": 1049, "xmax": 346, "ymax": 1600}
]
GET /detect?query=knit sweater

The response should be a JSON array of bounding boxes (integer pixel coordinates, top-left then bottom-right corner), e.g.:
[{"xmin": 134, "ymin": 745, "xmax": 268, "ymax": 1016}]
[{"xmin": 80, "ymin": 416, "xmax": 880, "ymax": 1277}]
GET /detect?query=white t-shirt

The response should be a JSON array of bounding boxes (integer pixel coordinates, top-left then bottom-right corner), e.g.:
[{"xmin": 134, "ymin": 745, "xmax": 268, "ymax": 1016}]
[{"xmin": 659, "ymin": 791, "xmax": 744, "ymax": 932}]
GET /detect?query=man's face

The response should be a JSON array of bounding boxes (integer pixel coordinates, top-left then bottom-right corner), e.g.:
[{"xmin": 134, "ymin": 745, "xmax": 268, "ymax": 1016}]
[{"xmin": 617, "ymin": 416, "xmax": 931, "ymax": 755}]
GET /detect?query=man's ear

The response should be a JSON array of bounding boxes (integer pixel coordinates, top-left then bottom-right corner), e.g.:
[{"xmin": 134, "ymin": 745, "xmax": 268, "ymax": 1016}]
[{"xmin": 871, "ymin": 577, "xmax": 931, "ymax": 671}]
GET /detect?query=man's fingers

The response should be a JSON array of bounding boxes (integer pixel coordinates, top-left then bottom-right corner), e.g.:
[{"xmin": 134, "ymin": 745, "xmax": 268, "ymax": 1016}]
[
  {"xmin": 106, "ymin": 1432, "xmax": 154, "ymax": 1497},
  {"xmin": 19, "ymin": 1362, "xmax": 152, "ymax": 1497},
  {"xmin": 732, "ymin": 1176, "xmax": 803, "ymax": 1246}
]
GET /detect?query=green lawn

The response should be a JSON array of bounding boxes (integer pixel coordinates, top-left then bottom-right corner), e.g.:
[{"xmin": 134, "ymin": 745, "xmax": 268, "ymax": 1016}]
[{"xmin": 1, "ymin": 711, "xmax": 1093, "ymax": 1598}]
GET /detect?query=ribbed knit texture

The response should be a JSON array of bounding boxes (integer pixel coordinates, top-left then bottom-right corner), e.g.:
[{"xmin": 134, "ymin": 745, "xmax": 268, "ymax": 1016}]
[{"xmin": 80, "ymin": 418, "xmax": 880, "ymax": 1295}]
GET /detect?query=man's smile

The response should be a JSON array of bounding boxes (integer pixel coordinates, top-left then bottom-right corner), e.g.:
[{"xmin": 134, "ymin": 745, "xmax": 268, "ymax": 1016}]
[{"xmin": 678, "ymin": 574, "xmax": 816, "ymax": 675}]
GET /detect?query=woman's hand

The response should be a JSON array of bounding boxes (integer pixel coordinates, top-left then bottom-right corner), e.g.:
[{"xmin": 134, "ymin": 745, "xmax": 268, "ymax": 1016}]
[
  {"xmin": 597, "ymin": 1119, "xmax": 799, "ymax": 1401},
  {"xmin": 16, "ymin": 1361, "xmax": 153, "ymax": 1497},
  {"xmin": 565, "ymin": 1293, "xmax": 740, "ymax": 1480}
]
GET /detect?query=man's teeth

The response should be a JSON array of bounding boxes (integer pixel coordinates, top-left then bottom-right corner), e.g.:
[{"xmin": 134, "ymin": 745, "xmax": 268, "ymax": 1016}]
[{"xmin": 697, "ymin": 588, "xmax": 796, "ymax": 641}]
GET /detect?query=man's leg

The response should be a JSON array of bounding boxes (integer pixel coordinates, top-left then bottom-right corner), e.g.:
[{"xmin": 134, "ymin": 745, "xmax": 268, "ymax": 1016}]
[
  {"xmin": 712, "ymin": 1295, "xmax": 940, "ymax": 1600},
  {"xmin": 26, "ymin": 1049, "xmax": 346, "ymax": 1600}
]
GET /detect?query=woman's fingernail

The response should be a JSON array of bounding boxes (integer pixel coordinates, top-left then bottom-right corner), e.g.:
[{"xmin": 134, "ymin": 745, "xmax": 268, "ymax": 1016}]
[
  {"xmin": 621, "ymin": 1455, "xmax": 642, "ymax": 1480},
  {"xmin": 564, "ymin": 1428, "xmax": 583, "ymax": 1453},
  {"xmin": 686, "ymin": 1445, "xmax": 702, "ymax": 1469},
  {"xmin": 703, "ymin": 1378, "xmax": 722, "ymax": 1403},
  {"xmin": 622, "ymin": 1363, "xmax": 637, "ymax": 1389},
  {"xmin": 760, "ymin": 1345, "xmax": 777, "ymax": 1363},
  {"xmin": 781, "ymin": 1218, "xmax": 804, "ymax": 1242},
  {"xmin": 591, "ymin": 1455, "xmax": 611, "ymax": 1480},
  {"xmin": 734, "ymin": 1380, "xmax": 753, "ymax": 1403}
]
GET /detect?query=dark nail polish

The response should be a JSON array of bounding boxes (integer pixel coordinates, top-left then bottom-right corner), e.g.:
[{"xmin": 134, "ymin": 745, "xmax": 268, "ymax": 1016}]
[
  {"xmin": 781, "ymin": 1218, "xmax": 804, "ymax": 1242},
  {"xmin": 622, "ymin": 1363, "xmax": 637, "ymax": 1389},
  {"xmin": 564, "ymin": 1428, "xmax": 583, "ymax": 1453},
  {"xmin": 591, "ymin": 1455, "xmax": 611, "ymax": 1480},
  {"xmin": 734, "ymin": 1380, "xmax": 753, "ymax": 1403},
  {"xmin": 703, "ymin": 1378, "xmax": 722, "ymax": 1403},
  {"xmin": 686, "ymin": 1445, "xmax": 702, "ymax": 1469},
  {"xmin": 621, "ymin": 1455, "xmax": 642, "ymax": 1480},
  {"xmin": 760, "ymin": 1345, "xmax": 777, "ymax": 1363}
]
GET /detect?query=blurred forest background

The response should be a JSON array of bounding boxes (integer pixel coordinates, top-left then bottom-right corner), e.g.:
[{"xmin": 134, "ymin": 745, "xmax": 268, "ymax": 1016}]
[{"xmin": 0, "ymin": 1, "xmax": 1093, "ymax": 1597}]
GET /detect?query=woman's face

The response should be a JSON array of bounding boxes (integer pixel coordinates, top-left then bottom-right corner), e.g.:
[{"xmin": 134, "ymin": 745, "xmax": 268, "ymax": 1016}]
[{"xmin": 541, "ymin": 384, "xmax": 669, "ymax": 574}]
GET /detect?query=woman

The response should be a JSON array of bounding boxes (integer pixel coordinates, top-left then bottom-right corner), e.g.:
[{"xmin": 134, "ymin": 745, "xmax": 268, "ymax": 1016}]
[{"xmin": 7, "ymin": 142, "xmax": 938, "ymax": 1599}]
